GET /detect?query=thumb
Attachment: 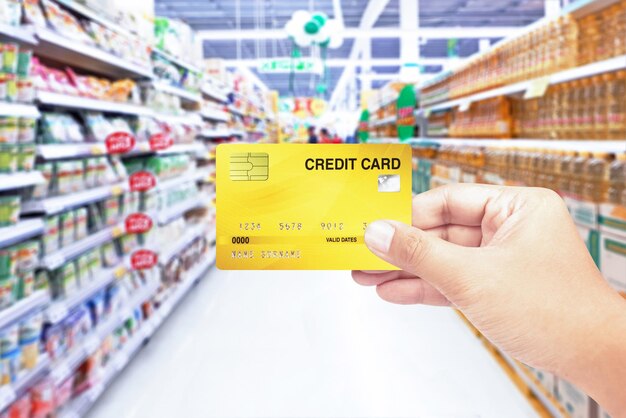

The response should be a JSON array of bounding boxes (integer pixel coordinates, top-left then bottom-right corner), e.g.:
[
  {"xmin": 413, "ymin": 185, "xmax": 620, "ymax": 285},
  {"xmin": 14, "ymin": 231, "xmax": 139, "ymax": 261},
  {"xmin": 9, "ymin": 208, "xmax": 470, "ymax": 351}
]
[{"xmin": 364, "ymin": 220, "xmax": 477, "ymax": 289}]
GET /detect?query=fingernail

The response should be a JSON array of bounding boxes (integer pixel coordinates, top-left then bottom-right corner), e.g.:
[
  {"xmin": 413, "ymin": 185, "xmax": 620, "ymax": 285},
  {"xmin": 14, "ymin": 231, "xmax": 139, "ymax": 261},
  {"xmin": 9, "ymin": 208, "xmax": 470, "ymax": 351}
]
[{"xmin": 365, "ymin": 221, "xmax": 395, "ymax": 254}]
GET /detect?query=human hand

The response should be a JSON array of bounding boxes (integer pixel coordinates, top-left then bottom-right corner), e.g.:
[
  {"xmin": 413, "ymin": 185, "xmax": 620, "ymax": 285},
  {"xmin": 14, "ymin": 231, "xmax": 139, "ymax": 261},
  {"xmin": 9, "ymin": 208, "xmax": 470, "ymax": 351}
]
[{"xmin": 353, "ymin": 184, "xmax": 626, "ymax": 416}]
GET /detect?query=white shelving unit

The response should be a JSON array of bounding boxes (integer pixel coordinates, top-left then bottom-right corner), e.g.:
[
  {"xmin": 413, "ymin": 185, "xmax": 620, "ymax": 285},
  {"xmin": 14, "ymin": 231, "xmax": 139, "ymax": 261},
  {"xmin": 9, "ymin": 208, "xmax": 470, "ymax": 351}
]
[
  {"xmin": 198, "ymin": 129, "xmax": 236, "ymax": 139},
  {"xmin": 53, "ymin": 0, "xmax": 137, "ymax": 39},
  {"xmin": 0, "ymin": 23, "xmax": 38, "ymax": 45},
  {"xmin": 36, "ymin": 91, "xmax": 153, "ymax": 116},
  {"xmin": 0, "ymin": 102, "xmax": 41, "ymax": 118},
  {"xmin": 0, "ymin": 290, "xmax": 50, "ymax": 331},
  {"xmin": 21, "ymin": 183, "xmax": 127, "ymax": 215},
  {"xmin": 0, "ymin": 355, "xmax": 51, "ymax": 413},
  {"xmin": 370, "ymin": 115, "xmax": 397, "ymax": 127},
  {"xmin": 0, "ymin": 172, "xmax": 45, "ymax": 192},
  {"xmin": 0, "ymin": 219, "xmax": 45, "ymax": 249},
  {"xmin": 154, "ymin": 112, "xmax": 203, "ymax": 127},
  {"xmin": 200, "ymin": 108, "xmax": 230, "ymax": 122},
  {"xmin": 152, "ymin": 48, "xmax": 202, "ymax": 74},
  {"xmin": 158, "ymin": 227, "xmax": 208, "ymax": 266},
  {"xmin": 156, "ymin": 197, "xmax": 206, "ymax": 226},
  {"xmin": 201, "ymin": 84, "xmax": 229, "ymax": 103},
  {"xmin": 408, "ymin": 138, "xmax": 626, "ymax": 153},
  {"xmin": 152, "ymin": 81, "xmax": 202, "ymax": 104}
]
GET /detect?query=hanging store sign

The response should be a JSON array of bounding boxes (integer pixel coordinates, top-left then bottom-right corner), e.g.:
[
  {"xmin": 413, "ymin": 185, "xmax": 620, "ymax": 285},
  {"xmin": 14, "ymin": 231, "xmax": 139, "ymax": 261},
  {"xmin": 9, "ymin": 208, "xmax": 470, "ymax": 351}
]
[
  {"xmin": 105, "ymin": 132, "xmax": 136, "ymax": 154},
  {"xmin": 129, "ymin": 171, "xmax": 157, "ymax": 192},
  {"xmin": 131, "ymin": 249, "xmax": 158, "ymax": 270},
  {"xmin": 358, "ymin": 109, "xmax": 369, "ymax": 142},
  {"xmin": 125, "ymin": 213, "xmax": 153, "ymax": 234},
  {"xmin": 396, "ymin": 85, "xmax": 417, "ymax": 141},
  {"xmin": 259, "ymin": 58, "xmax": 323, "ymax": 74}
]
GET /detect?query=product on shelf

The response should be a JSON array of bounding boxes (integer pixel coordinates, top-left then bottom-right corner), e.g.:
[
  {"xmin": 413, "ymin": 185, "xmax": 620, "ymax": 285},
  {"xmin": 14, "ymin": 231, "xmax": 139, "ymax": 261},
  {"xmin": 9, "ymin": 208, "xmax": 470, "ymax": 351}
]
[
  {"xmin": 0, "ymin": 0, "xmax": 21, "ymax": 26},
  {"xmin": 0, "ymin": 42, "xmax": 34, "ymax": 104},
  {"xmin": 0, "ymin": 195, "xmax": 19, "ymax": 226}
]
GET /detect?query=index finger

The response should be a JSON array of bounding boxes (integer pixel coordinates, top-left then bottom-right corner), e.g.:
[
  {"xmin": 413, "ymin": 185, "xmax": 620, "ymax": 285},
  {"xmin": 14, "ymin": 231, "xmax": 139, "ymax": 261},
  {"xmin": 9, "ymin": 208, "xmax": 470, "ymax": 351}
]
[{"xmin": 412, "ymin": 183, "xmax": 504, "ymax": 229}]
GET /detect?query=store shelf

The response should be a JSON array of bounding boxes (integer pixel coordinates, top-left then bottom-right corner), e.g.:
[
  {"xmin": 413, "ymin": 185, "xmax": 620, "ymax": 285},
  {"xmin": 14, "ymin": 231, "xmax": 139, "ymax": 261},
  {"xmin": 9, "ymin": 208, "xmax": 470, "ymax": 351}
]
[
  {"xmin": 566, "ymin": 0, "xmax": 622, "ymax": 17},
  {"xmin": 0, "ymin": 355, "xmax": 51, "ymax": 413},
  {"xmin": 154, "ymin": 112, "xmax": 202, "ymax": 126},
  {"xmin": 0, "ymin": 102, "xmax": 41, "ymax": 118},
  {"xmin": 422, "ymin": 54, "xmax": 626, "ymax": 111},
  {"xmin": 21, "ymin": 182, "xmax": 127, "ymax": 215},
  {"xmin": 0, "ymin": 23, "xmax": 38, "ymax": 45},
  {"xmin": 0, "ymin": 172, "xmax": 45, "ymax": 192},
  {"xmin": 409, "ymin": 138, "xmax": 626, "ymax": 153},
  {"xmin": 40, "ymin": 223, "xmax": 124, "ymax": 270},
  {"xmin": 45, "ymin": 265, "xmax": 126, "ymax": 324},
  {"xmin": 0, "ymin": 290, "xmax": 50, "ymax": 331},
  {"xmin": 54, "ymin": 0, "xmax": 137, "ymax": 39},
  {"xmin": 370, "ymin": 115, "xmax": 397, "ymax": 127},
  {"xmin": 155, "ymin": 170, "xmax": 207, "ymax": 193},
  {"xmin": 231, "ymin": 130, "xmax": 246, "ymax": 137},
  {"xmin": 33, "ymin": 28, "xmax": 153, "ymax": 80},
  {"xmin": 158, "ymin": 227, "xmax": 207, "ymax": 265},
  {"xmin": 156, "ymin": 197, "xmax": 205, "ymax": 226},
  {"xmin": 152, "ymin": 81, "xmax": 202, "ymax": 104},
  {"xmin": 152, "ymin": 48, "xmax": 202, "ymax": 74},
  {"xmin": 201, "ymin": 84, "xmax": 229, "ymax": 103},
  {"xmin": 198, "ymin": 129, "xmax": 236, "ymax": 139},
  {"xmin": 227, "ymin": 106, "xmax": 246, "ymax": 117},
  {"xmin": 36, "ymin": 91, "xmax": 153, "ymax": 116},
  {"xmin": 0, "ymin": 219, "xmax": 45, "ymax": 249},
  {"xmin": 200, "ymin": 108, "xmax": 230, "ymax": 122}
]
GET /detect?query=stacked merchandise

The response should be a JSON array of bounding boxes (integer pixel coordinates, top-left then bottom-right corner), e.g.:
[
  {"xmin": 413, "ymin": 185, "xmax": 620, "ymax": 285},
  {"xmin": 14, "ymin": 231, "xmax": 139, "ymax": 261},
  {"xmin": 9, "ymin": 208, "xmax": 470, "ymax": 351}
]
[
  {"xmin": 421, "ymin": 0, "xmax": 626, "ymax": 141},
  {"xmin": 367, "ymin": 83, "xmax": 402, "ymax": 139},
  {"xmin": 412, "ymin": 142, "xmax": 626, "ymax": 418},
  {"xmin": 0, "ymin": 0, "xmax": 235, "ymax": 416}
]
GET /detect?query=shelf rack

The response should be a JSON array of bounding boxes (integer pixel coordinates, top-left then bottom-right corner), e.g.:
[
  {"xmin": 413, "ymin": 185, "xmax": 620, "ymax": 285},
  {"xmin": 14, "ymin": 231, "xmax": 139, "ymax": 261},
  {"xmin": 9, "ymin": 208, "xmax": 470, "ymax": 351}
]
[
  {"xmin": 151, "ymin": 81, "xmax": 202, "ymax": 104},
  {"xmin": 201, "ymin": 84, "xmax": 229, "ymax": 103},
  {"xmin": 155, "ymin": 197, "xmax": 206, "ymax": 226},
  {"xmin": 0, "ymin": 172, "xmax": 45, "ymax": 192},
  {"xmin": 200, "ymin": 108, "xmax": 230, "ymax": 122},
  {"xmin": 158, "ymin": 227, "xmax": 208, "ymax": 265},
  {"xmin": 0, "ymin": 290, "xmax": 50, "ymax": 331},
  {"xmin": 0, "ymin": 23, "xmax": 38, "ymax": 45},
  {"xmin": 0, "ymin": 219, "xmax": 45, "ymax": 249},
  {"xmin": 0, "ymin": 102, "xmax": 41, "ymax": 118},
  {"xmin": 407, "ymin": 138, "xmax": 626, "ymax": 153},
  {"xmin": 198, "ymin": 129, "xmax": 237, "ymax": 139},
  {"xmin": 21, "ymin": 182, "xmax": 127, "ymax": 216},
  {"xmin": 36, "ymin": 91, "xmax": 153, "ymax": 116},
  {"xmin": 0, "ymin": 355, "xmax": 51, "ymax": 413},
  {"xmin": 152, "ymin": 48, "xmax": 202, "ymax": 74},
  {"xmin": 370, "ymin": 115, "xmax": 397, "ymax": 127}
]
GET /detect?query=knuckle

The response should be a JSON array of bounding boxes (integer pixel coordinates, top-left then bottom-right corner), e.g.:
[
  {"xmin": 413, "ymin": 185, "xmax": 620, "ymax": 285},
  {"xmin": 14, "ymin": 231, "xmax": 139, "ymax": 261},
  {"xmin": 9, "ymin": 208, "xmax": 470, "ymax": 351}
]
[{"xmin": 403, "ymin": 232, "xmax": 429, "ymax": 268}]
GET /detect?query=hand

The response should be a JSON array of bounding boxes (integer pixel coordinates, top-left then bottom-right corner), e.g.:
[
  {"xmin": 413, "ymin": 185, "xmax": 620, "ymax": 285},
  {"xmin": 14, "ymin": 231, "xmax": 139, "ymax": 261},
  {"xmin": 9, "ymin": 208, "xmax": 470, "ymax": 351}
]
[{"xmin": 353, "ymin": 184, "xmax": 626, "ymax": 416}]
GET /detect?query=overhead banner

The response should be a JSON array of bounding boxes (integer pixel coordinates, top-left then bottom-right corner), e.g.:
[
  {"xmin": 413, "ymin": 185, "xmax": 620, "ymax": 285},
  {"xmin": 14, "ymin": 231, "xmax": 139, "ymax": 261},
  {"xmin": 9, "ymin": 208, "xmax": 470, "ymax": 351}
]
[{"xmin": 259, "ymin": 58, "xmax": 323, "ymax": 74}]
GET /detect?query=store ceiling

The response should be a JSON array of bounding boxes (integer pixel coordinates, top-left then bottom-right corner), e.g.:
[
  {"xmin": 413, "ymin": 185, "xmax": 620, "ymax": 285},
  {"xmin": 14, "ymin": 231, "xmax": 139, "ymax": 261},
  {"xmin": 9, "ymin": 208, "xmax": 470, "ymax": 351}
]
[{"xmin": 155, "ymin": 0, "xmax": 546, "ymax": 96}]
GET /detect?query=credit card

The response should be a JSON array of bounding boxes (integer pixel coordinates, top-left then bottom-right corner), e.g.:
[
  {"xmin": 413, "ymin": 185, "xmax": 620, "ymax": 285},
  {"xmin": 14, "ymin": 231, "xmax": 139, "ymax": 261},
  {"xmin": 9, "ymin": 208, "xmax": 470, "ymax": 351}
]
[{"xmin": 216, "ymin": 143, "xmax": 412, "ymax": 270}]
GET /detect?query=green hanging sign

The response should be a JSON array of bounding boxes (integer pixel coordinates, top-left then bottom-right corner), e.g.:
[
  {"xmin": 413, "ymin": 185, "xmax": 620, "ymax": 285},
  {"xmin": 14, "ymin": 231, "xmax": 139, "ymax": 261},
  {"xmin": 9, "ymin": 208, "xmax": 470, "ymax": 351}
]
[
  {"xmin": 396, "ymin": 85, "xmax": 416, "ymax": 141},
  {"xmin": 259, "ymin": 58, "xmax": 322, "ymax": 74},
  {"xmin": 358, "ymin": 109, "xmax": 369, "ymax": 142}
]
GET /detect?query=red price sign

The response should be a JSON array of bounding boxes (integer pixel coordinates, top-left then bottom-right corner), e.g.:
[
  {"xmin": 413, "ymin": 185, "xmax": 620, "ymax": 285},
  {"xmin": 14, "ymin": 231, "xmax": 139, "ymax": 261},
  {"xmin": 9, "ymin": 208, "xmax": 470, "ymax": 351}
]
[
  {"xmin": 149, "ymin": 133, "xmax": 173, "ymax": 151},
  {"xmin": 125, "ymin": 213, "xmax": 153, "ymax": 234},
  {"xmin": 105, "ymin": 132, "xmax": 136, "ymax": 154},
  {"xmin": 131, "ymin": 249, "xmax": 158, "ymax": 270},
  {"xmin": 129, "ymin": 171, "xmax": 156, "ymax": 192}
]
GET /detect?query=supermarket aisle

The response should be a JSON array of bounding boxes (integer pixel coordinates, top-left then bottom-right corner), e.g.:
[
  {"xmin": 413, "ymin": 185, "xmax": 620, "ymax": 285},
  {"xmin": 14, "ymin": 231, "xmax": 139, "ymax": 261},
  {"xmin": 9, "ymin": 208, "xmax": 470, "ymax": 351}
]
[{"xmin": 88, "ymin": 268, "xmax": 537, "ymax": 418}]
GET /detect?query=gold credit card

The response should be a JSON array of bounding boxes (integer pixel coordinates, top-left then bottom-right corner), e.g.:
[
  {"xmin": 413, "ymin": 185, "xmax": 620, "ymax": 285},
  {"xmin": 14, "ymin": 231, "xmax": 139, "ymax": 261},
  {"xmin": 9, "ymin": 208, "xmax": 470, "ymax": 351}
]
[{"xmin": 216, "ymin": 144, "xmax": 412, "ymax": 270}]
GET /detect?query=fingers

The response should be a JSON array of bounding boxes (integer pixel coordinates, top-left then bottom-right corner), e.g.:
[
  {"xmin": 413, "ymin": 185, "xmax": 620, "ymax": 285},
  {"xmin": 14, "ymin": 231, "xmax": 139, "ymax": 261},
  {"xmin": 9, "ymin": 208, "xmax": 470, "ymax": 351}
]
[
  {"xmin": 412, "ymin": 184, "xmax": 504, "ymax": 230},
  {"xmin": 352, "ymin": 269, "xmax": 415, "ymax": 286},
  {"xmin": 376, "ymin": 278, "xmax": 451, "ymax": 306},
  {"xmin": 425, "ymin": 224, "xmax": 483, "ymax": 247}
]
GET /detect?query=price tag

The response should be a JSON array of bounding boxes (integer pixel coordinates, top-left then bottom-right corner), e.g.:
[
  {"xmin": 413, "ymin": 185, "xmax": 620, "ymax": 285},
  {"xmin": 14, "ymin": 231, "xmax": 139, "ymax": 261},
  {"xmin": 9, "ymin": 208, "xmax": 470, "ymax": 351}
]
[
  {"xmin": 129, "ymin": 171, "xmax": 156, "ymax": 192},
  {"xmin": 105, "ymin": 132, "xmax": 136, "ymax": 154},
  {"xmin": 114, "ymin": 266, "xmax": 127, "ymax": 279},
  {"xmin": 423, "ymin": 108, "xmax": 432, "ymax": 118},
  {"xmin": 46, "ymin": 302, "xmax": 69, "ymax": 323},
  {"xmin": 112, "ymin": 225, "xmax": 124, "ymax": 238},
  {"xmin": 0, "ymin": 385, "xmax": 16, "ymax": 410},
  {"xmin": 52, "ymin": 361, "xmax": 70, "ymax": 383},
  {"xmin": 125, "ymin": 213, "xmax": 153, "ymax": 234},
  {"xmin": 458, "ymin": 100, "xmax": 471, "ymax": 112},
  {"xmin": 149, "ymin": 133, "xmax": 174, "ymax": 151},
  {"xmin": 90, "ymin": 145, "xmax": 105, "ymax": 155},
  {"xmin": 110, "ymin": 185, "xmax": 124, "ymax": 196},
  {"xmin": 84, "ymin": 335, "xmax": 100, "ymax": 354},
  {"xmin": 44, "ymin": 253, "xmax": 65, "ymax": 270},
  {"xmin": 524, "ymin": 76, "xmax": 551, "ymax": 99},
  {"xmin": 130, "ymin": 250, "xmax": 158, "ymax": 270}
]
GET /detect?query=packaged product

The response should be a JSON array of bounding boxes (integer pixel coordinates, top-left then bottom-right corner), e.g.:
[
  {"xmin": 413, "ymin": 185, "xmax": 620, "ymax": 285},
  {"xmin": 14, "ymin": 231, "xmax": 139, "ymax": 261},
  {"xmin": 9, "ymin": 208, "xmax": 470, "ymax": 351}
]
[
  {"xmin": 41, "ymin": 0, "xmax": 92, "ymax": 45},
  {"xmin": 16, "ymin": 76, "xmax": 34, "ymax": 102},
  {"xmin": 32, "ymin": 163, "xmax": 52, "ymax": 199},
  {"xmin": 0, "ymin": 245, "xmax": 18, "ymax": 279},
  {"xmin": 104, "ymin": 282, "xmax": 122, "ymax": 314},
  {"xmin": 87, "ymin": 203, "xmax": 104, "ymax": 231},
  {"xmin": 7, "ymin": 393, "xmax": 30, "ymax": 418},
  {"xmin": 56, "ymin": 161, "xmax": 75, "ymax": 195},
  {"xmin": 0, "ymin": 324, "xmax": 19, "ymax": 384},
  {"xmin": 76, "ymin": 256, "xmax": 90, "ymax": 283},
  {"xmin": 110, "ymin": 157, "xmax": 128, "ymax": 181},
  {"xmin": 60, "ymin": 211, "xmax": 76, "ymax": 248},
  {"xmin": 5, "ymin": 73, "xmax": 17, "ymax": 101},
  {"xmin": 22, "ymin": 0, "xmax": 47, "ymax": 27},
  {"xmin": 39, "ymin": 113, "xmax": 84, "ymax": 144},
  {"xmin": 0, "ymin": 74, "xmax": 6, "ymax": 101},
  {"xmin": 0, "ymin": 117, "xmax": 18, "ymax": 143},
  {"xmin": 119, "ymin": 234, "xmax": 138, "ymax": 255},
  {"xmin": 71, "ymin": 160, "xmax": 85, "ymax": 192},
  {"xmin": 84, "ymin": 112, "xmax": 115, "ymax": 140},
  {"xmin": 42, "ymin": 215, "xmax": 60, "ymax": 254},
  {"xmin": 0, "ymin": 0, "xmax": 21, "ymax": 26},
  {"xmin": 54, "ymin": 262, "xmax": 77, "ymax": 298},
  {"xmin": 74, "ymin": 207, "xmax": 88, "ymax": 241},
  {"xmin": 0, "ymin": 195, "xmax": 20, "ymax": 226},
  {"xmin": 0, "ymin": 144, "xmax": 17, "ymax": 173},
  {"xmin": 2, "ymin": 43, "xmax": 17, "ymax": 73},
  {"xmin": 16, "ymin": 269, "xmax": 34, "ymax": 299},
  {"xmin": 54, "ymin": 375, "xmax": 74, "ymax": 407},
  {"xmin": 16, "ymin": 50, "xmax": 32, "ymax": 77},
  {"xmin": 85, "ymin": 248, "xmax": 102, "ymax": 276},
  {"xmin": 87, "ymin": 291, "xmax": 105, "ymax": 325},
  {"xmin": 42, "ymin": 321, "xmax": 65, "ymax": 359},
  {"xmin": 29, "ymin": 378, "xmax": 55, "ymax": 418},
  {"xmin": 100, "ymin": 242, "xmax": 118, "ymax": 267},
  {"xmin": 15, "ymin": 240, "xmax": 39, "ymax": 273},
  {"xmin": 0, "ymin": 275, "xmax": 15, "ymax": 308},
  {"xmin": 18, "ymin": 118, "xmax": 36, "ymax": 143},
  {"xmin": 64, "ymin": 306, "xmax": 92, "ymax": 350},
  {"xmin": 103, "ymin": 196, "xmax": 120, "ymax": 226},
  {"xmin": 17, "ymin": 144, "xmax": 36, "ymax": 171},
  {"xmin": 19, "ymin": 311, "xmax": 42, "ymax": 369}
]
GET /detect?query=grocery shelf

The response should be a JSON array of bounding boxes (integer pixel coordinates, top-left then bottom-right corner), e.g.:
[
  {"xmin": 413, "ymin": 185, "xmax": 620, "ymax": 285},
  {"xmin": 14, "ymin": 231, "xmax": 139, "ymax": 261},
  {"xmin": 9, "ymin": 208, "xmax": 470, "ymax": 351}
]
[
  {"xmin": 370, "ymin": 115, "xmax": 397, "ymax": 127},
  {"xmin": 38, "ymin": 141, "xmax": 203, "ymax": 160},
  {"xmin": 0, "ymin": 355, "xmax": 51, "ymax": 413},
  {"xmin": 0, "ymin": 102, "xmax": 41, "ymax": 118},
  {"xmin": 408, "ymin": 138, "xmax": 626, "ymax": 153},
  {"xmin": 228, "ymin": 106, "xmax": 246, "ymax": 117},
  {"xmin": 0, "ymin": 219, "xmax": 46, "ymax": 249},
  {"xmin": 0, "ymin": 290, "xmax": 50, "ymax": 331},
  {"xmin": 54, "ymin": 0, "xmax": 137, "ymax": 39},
  {"xmin": 422, "ymin": 54, "xmax": 626, "ymax": 111},
  {"xmin": 45, "ymin": 265, "xmax": 126, "ymax": 324},
  {"xmin": 201, "ymin": 84, "xmax": 229, "ymax": 103},
  {"xmin": 152, "ymin": 48, "xmax": 202, "ymax": 74},
  {"xmin": 566, "ymin": 0, "xmax": 622, "ymax": 17},
  {"xmin": 155, "ymin": 170, "xmax": 207, "ymax": 192},
  {"xmin": 200, "ymin": 108, "xmax": 230, "ymax": 122},
  {"xmin": 21, "ymin": 182, "xmax": 127, "ymax": 215},
  {"xmin": 0, "ymin": 172, "xmax": 45, "ymax": 192},
  {"xmin": 154, "ymin": 112, "xmax": 203, "ymax": 127},
  {"xmin": 0, "ymin": 23, "xmax": 38, "ymax": 45},
  {"xmin": 36, "ymin": 91, "xmax": 153, "ymax": 116},
  {"xmin": 198, "ymin": 129, "xmax": 235, "ymax": 139},
  {"xmin": 152, "ymin": 81, "xmax": 202, "ymax": 104},
  {"xmin": 231, "ymin": 130, "xmax": 246, "ymax": 137},
  {"xmin": 158, "ymin": 227, "xmax": 207, "ymax": 265},
  {"xmin": 156, "ymin": 197, "xmax": 205, "ymax": 225},
  {"xmin": 33, "ymin": 28, "xmax": 154, "ymax": 80},
  {"xmin": 40, "ymin": 223, "xmax": 124, "ymax": 270}
]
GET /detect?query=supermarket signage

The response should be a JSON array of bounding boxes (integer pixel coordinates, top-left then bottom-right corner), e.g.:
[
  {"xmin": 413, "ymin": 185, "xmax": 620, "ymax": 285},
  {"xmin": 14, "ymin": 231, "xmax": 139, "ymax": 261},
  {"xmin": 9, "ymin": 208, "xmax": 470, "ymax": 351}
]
[
  {"xmin": 258, "ymin": 58, "xmax": 322, "ymax": 74},
  {"xmin": 105, "ymin": 132, "xmax": 136, "ymax": 154},
  {"xmin": 524, "ymin": 76, "xmax": 551, "ymax": 100},
  {"xmin": 149, "ymin": 133, "xmax": 174, "ymax": 151},
  {"xmin": 396, "ymin": 85, "xmax": 417, "ymax": 141},
  {"xmin": 358, "ymin": 109, "xmax": 369, "ymax": 142},
  {"xmin": 131, "ymin": 249, "xmax": 158, "ymax": 270},
  {"xmin": 125, "ymin": 213, "xmax": 153, "ymax": 234},
  {"xmin": 129, "ymin": 171, "xmax": 157, "ymax": 192}
]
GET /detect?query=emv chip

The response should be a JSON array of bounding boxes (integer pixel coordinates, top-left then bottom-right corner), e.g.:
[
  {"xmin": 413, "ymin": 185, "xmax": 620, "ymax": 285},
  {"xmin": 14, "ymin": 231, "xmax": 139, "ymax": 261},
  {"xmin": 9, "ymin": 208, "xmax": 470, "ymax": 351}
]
[{"xmin": 230, "ymin": 153, "xmax": 269, "ymax": 181}]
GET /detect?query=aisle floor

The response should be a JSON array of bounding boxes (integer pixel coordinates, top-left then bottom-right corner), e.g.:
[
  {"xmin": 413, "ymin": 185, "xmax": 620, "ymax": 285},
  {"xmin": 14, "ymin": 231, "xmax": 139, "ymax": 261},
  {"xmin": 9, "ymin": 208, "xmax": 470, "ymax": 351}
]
[{"xmin": 88, "ymin": 268, "xmax": 538, "ymax": 418}]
